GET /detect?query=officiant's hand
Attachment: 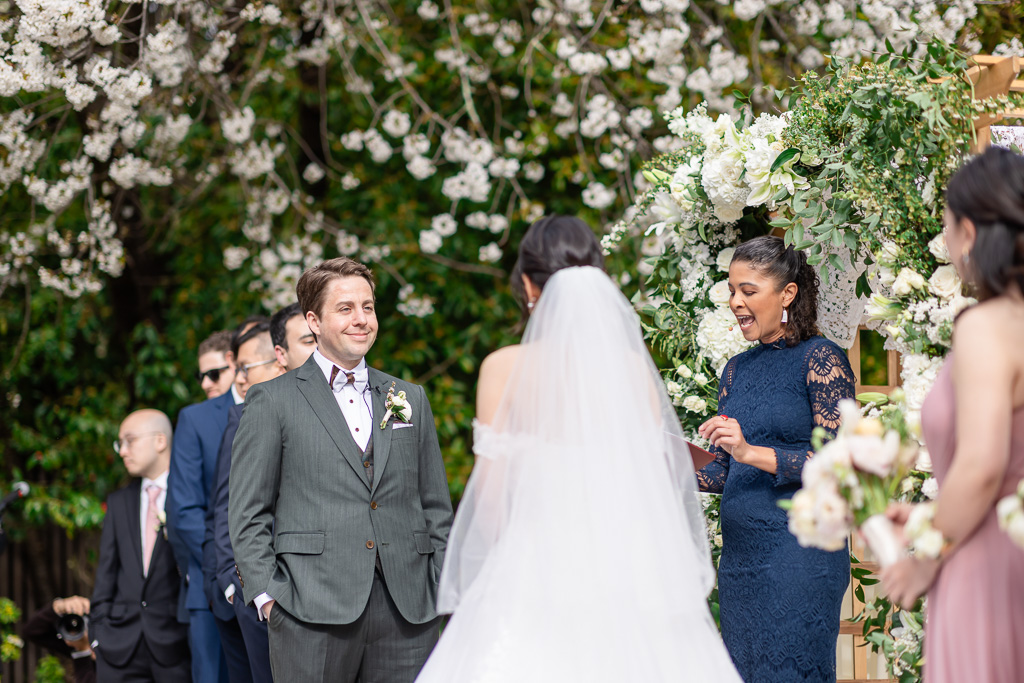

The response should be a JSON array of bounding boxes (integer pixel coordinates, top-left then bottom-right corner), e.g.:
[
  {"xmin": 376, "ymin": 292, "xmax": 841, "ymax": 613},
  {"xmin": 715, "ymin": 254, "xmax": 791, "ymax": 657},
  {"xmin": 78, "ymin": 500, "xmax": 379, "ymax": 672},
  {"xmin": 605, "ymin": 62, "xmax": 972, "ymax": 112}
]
[{"xmin": 698, "ymin": 415, "xmax": 750, "ymax": 460}]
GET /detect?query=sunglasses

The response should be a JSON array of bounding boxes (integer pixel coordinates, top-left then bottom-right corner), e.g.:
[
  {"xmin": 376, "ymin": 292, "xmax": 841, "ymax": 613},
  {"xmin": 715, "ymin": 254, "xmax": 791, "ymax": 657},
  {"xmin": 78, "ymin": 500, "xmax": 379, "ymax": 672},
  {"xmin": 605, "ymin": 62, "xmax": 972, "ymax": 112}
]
[{"xmin": 196, "ymin": 365, "xmax": 231, "ymax": 384}]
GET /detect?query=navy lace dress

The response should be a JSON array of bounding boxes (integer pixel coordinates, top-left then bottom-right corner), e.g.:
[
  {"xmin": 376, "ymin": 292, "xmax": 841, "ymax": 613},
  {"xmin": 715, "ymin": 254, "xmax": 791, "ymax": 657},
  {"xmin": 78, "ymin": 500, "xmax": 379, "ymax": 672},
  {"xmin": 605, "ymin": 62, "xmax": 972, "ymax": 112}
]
[{"xmin": 697, "ymin": 336, "xmax": 855, "ymax": 682}]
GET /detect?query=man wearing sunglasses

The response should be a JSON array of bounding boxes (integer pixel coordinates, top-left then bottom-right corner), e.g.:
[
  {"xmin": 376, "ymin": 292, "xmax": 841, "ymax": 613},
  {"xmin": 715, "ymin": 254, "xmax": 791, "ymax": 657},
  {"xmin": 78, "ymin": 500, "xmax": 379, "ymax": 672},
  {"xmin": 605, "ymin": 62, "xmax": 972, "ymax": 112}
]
[
  {"xmin": 196, "ymin": 331, "xmax": 237, "ymax": 400},
  {"xmin": 167, "ymin": 317, "xmax": 268, "ymax": 683}
]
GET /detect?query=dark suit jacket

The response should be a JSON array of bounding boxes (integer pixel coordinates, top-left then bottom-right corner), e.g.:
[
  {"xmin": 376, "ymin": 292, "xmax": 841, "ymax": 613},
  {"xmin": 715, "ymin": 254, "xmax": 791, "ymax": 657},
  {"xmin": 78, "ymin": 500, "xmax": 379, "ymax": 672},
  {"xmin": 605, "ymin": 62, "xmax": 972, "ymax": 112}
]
[
  {"xmin": 90, "ymin": 480, "xmax": 189, "ymax": 669},
  {"xmin": 212, "ymin": 403, "xmax": 244, "ymax": 597},
  {"xmin": 167, "ymin": 390, "xmax": 233, "ymax": 621},
  {"xmin": 230, "ymin": 357, "xmax": 454, "ymax": 625}
]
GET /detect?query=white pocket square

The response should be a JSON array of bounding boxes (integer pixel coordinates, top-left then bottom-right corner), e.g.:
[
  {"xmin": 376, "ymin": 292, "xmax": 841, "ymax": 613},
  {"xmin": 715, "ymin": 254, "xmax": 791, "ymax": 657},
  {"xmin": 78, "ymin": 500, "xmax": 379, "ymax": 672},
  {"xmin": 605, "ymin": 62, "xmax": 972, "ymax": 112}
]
[{"xmin": 392, "ymin": 422, "xmax": 415, "ymax": 430}]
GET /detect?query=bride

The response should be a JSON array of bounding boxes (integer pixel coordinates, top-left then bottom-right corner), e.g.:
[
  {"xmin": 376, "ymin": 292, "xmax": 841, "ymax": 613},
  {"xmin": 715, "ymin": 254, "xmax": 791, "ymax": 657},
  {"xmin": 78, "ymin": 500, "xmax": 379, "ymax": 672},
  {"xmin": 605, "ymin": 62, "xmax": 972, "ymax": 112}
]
[{"xmin": 416, "ymin": 216, "xmax": 741, "ymax": 682}]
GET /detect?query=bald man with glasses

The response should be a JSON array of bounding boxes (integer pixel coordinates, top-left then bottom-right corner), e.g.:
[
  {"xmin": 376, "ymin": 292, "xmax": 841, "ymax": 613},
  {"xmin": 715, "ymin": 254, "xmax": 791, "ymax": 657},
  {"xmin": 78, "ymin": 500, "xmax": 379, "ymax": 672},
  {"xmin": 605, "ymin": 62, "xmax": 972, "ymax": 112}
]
[{"xmin": 91, "ymin": 409, "xmax": 190, "ymax": 682}]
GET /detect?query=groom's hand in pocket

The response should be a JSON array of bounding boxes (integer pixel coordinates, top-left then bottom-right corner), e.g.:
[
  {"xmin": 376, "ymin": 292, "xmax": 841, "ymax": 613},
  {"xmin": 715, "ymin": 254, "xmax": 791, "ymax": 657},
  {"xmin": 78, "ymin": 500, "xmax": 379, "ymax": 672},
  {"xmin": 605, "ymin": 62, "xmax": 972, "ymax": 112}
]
[{"xmin": 262, "ymin": 599, "xmax": 275, "ymax": 620}]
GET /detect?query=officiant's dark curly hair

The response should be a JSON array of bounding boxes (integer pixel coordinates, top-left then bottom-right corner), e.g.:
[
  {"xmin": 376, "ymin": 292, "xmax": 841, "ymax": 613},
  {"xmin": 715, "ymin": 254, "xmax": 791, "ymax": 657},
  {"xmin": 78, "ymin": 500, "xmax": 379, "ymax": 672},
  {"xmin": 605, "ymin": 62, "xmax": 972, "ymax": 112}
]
[{"xmin": 511, "ymin": 215, "xmax": 605, "ymax": 321}]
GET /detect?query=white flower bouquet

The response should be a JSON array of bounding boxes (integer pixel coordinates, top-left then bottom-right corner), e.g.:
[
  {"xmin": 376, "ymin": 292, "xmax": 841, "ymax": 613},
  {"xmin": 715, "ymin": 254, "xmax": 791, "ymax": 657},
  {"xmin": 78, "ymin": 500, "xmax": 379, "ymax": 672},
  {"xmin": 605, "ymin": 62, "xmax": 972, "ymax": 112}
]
[
  {"xmin": 786, "ymin": 392, "xmax": 919, "ymax": 566},
  {"xmin": 996, "ymin": 480, "xmax": 1024, "ymax": 550}
]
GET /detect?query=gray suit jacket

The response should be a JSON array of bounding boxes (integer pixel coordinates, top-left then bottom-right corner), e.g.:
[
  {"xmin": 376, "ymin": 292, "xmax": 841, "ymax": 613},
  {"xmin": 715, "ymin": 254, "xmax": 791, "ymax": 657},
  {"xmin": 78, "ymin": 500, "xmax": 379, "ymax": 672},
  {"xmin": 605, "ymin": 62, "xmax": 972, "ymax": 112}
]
[{"xmin": 228, "ymin": 355, "xmax": 453, "ymax": 625}]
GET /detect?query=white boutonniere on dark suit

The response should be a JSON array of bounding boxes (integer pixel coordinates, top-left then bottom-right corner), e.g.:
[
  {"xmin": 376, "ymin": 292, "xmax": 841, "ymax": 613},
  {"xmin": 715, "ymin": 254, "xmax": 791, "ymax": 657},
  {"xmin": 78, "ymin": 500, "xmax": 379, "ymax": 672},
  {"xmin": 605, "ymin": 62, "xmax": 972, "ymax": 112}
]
[
  {"xmin": 156, "ymin": 509, "xmax": 168, "ymax": 540},
  {"xmin": 380, "ymin": 381, "xmax": 412, "ymax": 430}
]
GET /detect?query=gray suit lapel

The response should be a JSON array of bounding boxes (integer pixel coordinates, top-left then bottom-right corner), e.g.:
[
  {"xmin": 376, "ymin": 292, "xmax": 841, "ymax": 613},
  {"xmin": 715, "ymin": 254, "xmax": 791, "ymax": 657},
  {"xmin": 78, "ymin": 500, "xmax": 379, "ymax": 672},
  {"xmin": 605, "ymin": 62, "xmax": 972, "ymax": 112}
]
[
  {"xmin": 296, "ymin": 357, "xmax": 371, "ymax": 490},
  {"xmin": 368, "ymin": 368, "xmax": 393, "ymax": 497}
]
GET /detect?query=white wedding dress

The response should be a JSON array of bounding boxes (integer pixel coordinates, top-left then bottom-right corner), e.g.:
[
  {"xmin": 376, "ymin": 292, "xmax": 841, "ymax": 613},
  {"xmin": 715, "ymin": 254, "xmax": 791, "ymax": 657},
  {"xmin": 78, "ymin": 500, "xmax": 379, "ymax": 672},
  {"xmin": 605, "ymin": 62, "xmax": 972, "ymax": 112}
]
[{"xmin": 416, "ymin": 267, "xmax": 741, "ymax": 682}]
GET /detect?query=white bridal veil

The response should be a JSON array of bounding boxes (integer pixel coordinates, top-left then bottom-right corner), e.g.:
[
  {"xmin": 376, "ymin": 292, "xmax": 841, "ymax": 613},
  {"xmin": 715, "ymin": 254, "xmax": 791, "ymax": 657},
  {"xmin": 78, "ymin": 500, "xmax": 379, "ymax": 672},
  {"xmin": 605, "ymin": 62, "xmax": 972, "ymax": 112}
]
[{"xmin": 420, "ymin": 266, "xmax": 740, "ymax": 683}]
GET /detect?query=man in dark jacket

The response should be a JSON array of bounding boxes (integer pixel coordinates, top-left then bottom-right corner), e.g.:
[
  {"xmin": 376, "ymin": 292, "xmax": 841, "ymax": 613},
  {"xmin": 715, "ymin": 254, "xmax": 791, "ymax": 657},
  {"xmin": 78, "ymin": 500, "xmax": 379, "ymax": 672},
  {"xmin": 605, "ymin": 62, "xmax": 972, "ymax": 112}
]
[{"xmin": 91, "ymin": 409, "xmax": 190, "ymax": 682}]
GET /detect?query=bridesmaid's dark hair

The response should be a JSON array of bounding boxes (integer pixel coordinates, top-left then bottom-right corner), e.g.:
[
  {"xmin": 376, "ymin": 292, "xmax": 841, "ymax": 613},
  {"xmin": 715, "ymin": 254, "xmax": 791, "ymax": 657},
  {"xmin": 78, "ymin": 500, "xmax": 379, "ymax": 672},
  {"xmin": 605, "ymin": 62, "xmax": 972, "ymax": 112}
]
[
  {"xmin": 732, "ymin": 235, "xmax": 820, "ymax": 343},
  {"xmin": 945, "ymin": 146, "xmax": 1024, "ymax": 302},
  {"xmin": 511, "ymin": 215, "xmax": 605, "ymax": 320}
]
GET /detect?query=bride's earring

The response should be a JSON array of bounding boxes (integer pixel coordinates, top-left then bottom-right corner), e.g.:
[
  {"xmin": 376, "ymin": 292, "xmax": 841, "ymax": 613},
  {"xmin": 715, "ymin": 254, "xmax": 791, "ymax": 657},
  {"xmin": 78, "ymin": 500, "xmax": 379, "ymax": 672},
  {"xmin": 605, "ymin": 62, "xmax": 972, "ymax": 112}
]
[
  {"xmin": 962, "ymin": 247, "xmax": 971, "ymax": 266},
  {"xmin": 781, "ymin": 308, "xmax": 788, "ymax": 324},
  {"xmin": 527, "ymin": 300, "xmax": 536, "ymax": 312}
]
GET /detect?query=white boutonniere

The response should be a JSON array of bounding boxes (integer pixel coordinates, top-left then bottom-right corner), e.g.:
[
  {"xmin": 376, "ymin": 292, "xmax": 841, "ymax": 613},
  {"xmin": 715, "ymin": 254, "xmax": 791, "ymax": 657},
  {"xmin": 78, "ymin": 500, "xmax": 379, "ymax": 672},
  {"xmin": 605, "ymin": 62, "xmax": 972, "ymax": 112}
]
[
  {"xmin": 156, "ymin": 509, "xmax": 168, "ymax": 540},
  {"xmin": 380, "ymin": 382, "xmax": 412, "ymax": 430}
]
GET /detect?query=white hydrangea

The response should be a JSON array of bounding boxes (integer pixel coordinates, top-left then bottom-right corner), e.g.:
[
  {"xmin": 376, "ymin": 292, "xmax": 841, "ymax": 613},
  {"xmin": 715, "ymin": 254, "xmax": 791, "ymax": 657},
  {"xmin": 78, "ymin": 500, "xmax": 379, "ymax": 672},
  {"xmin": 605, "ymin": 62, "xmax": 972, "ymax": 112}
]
[{"xmin": 696, "ymin": 305, "xmax": 755, "ymax": 374}]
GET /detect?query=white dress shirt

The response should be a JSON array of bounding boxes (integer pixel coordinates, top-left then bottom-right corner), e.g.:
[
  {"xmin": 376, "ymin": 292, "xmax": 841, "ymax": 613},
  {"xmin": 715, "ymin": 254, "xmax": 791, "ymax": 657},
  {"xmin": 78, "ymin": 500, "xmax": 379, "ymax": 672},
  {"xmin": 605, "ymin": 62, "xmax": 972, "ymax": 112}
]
[
  {"xmin": 254, "ymin": 349, "xmax": 371, "ymax": 619},
  {"xmin": 139, "ymin": 470, "xmax": 168, "ymax": 560},
  {"xmin": 230, "ymin": 382, "xmax": 244, "ymax": 405},
  {"xmin": 312, "ymin": 348, "xmax": 373, "ymax": 450}
]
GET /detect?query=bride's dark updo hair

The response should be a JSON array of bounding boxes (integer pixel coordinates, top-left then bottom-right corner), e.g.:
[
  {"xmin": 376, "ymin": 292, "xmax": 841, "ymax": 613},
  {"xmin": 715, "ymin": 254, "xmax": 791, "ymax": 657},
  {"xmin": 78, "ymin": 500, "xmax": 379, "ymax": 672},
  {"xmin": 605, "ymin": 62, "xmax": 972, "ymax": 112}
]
[
  {"xmin": 945, "ymin": 146, "xmax": 1024, "ymax": 302},
  {"xmin": 511, "ymin": 215, "xmax": 605, "ymax": 317},
  {"xmin": 732, "ymin": 235, "xmax": 820, "ymax": 343}
]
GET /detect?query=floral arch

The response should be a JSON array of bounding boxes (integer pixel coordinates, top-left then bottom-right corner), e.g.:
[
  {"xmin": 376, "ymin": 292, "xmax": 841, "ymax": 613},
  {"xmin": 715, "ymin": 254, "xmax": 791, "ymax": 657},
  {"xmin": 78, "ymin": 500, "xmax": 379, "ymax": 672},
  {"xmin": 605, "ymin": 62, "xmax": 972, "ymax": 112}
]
[{"xmin": 612, "ymin": 45, "xmax": 1023, "ymax": 439}]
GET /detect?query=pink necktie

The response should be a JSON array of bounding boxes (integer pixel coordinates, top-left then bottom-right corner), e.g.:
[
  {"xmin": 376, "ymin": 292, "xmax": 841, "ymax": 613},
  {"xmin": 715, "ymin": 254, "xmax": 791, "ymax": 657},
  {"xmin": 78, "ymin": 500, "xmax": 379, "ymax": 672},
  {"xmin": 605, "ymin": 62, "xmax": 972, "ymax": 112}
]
[{"xmin": 143, "ymin": 484, "xmax": 161, "ymax": 575}]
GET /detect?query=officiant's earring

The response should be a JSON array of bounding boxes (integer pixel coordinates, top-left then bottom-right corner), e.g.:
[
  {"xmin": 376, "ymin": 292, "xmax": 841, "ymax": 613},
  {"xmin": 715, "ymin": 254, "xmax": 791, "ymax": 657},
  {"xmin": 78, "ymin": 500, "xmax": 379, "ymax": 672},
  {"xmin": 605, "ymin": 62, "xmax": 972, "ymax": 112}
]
[{"xmin": 781, "ymin": 308, "xmax": 788, "ymax": 324}]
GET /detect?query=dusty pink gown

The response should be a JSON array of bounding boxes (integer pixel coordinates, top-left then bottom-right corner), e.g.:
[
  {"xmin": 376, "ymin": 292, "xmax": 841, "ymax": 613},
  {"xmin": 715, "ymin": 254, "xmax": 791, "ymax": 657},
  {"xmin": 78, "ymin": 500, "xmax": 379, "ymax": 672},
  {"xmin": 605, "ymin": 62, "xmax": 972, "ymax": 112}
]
[{"xmin": 920, "ymin": 354, "xmax": 1024, "ymax": 683}]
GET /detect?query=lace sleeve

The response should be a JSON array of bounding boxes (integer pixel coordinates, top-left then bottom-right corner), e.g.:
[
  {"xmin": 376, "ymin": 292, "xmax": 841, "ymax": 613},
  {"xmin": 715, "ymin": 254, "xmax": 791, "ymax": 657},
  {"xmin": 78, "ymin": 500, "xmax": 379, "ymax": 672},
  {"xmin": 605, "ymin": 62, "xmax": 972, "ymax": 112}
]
[
  {"xmin": 773, "ymin": 341, "xmax": 856, "ymax": 487},
  {"xmin": 696, "ymin": 357, "xmax": 737, "ymax": 494}
]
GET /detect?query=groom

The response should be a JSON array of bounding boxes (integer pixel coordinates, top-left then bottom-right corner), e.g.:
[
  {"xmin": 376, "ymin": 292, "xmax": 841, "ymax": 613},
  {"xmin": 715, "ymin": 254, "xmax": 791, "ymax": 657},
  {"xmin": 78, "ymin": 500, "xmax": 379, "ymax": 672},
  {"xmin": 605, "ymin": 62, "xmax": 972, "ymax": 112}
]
[{"xmin": 229, "ymin": 257, "xmax": 453, "ymax": 682}]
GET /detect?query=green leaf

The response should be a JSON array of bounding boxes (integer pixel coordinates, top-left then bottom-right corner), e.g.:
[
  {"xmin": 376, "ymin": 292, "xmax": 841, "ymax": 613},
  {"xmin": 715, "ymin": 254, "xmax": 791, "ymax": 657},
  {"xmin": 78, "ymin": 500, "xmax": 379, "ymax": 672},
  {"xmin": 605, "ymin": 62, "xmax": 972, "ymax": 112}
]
[{"xmin": 770, "ymin": 148, "xmax": 800, "ymax": 172}]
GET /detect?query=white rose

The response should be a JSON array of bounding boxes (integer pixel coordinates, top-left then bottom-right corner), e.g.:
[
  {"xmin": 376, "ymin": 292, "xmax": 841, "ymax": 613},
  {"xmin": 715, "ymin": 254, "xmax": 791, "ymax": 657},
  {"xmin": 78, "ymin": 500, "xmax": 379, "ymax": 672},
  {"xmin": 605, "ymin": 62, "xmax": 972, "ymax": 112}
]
[
  {"xmin": 676, "ymin": 364, "xmax": 693, "ymax": 379},
  {"xmin": 921, "ymin": 477, "xmax": 939, "ymax": 500},
  {"xmin": 848, "ymin": 431, "xmax": 901, "ymax": 477},
  {"xmin": 715, "ymin": 247, "xmax": 736, "ymax": 272},
  {"xmin": 708, "ymin": 280, "xmax": 731, "ymax": 306},
  {"xmin": 914, "ymin": 526, "xmax": 945, "ymax": 558},
  {"xmin": 892, "ymin": 268, "xmax": 927, "ymax": 296},
  {"xmin": 877, "ymin": 266, "xmax": 897, "ymax": 287},
  {"xmin": 1005, "ymin": 511, "xmax": 1024, "ymax": 549},
  {"xmin": 928, "ymin": 265, "xmax": 961, "ymax": 300},
  {"xmin": 694, "ymin": 373, "xmax": 709, "ymax": 386},
  {"xmin": 996, "ymin": 494, "xmax": 1022, "ymax": 528},
  {"xmin": 950, "ymin": 294, "xmax": 975, "ymax": 316},
  {"xmin": 877, "ymin": 240, "xmax": 901, "ymax": 264},
  {"xmin": 682, "ymin": 396, "xmax": 708, "ymax": 414},
  {"xmin": 928, "ymin": 233, "xmax": 950, "ymax": 264}
]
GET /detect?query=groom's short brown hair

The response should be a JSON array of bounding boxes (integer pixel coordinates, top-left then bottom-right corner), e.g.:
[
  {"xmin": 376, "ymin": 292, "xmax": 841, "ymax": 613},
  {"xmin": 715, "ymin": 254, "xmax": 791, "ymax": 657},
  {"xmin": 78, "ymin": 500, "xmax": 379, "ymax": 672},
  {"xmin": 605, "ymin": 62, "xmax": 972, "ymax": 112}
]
[{"xmin": 296, "ymin": 257, "xmax": 376, "ymax": 319}]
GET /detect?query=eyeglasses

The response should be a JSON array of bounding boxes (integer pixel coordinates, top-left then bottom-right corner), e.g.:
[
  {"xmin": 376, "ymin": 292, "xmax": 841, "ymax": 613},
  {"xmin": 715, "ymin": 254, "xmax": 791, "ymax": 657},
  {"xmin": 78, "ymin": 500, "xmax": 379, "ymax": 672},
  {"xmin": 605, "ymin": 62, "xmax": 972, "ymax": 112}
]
[
  {"xmin": 237, "ymin": 358, "xmax": 277, "ymax": 380},
  {"xmin": 114, "ymin": 432, "xmax": 162, "ymax": 454},
  {"xmin": 196, "ymin": 365, "xmax": 231, "ymax": 384}
]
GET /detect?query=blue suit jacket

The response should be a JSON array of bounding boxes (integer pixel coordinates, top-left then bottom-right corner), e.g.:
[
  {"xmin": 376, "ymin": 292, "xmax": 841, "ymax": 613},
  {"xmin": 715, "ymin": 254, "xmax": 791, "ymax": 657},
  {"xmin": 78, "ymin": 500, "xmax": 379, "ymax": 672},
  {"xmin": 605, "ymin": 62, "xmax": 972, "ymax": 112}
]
[
  {"xmin": 167, "ymin": 390, "xmax": 234, "ymax": 622},
  {"xmin": 212, "ymin": 403, "xmax": 244, "ymax": 599}
]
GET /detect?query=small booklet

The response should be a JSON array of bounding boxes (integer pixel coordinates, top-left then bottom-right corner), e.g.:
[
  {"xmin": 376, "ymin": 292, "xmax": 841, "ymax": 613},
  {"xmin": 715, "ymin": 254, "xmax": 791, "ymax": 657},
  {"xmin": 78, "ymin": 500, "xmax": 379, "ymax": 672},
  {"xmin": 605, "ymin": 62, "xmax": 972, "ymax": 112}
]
[{"xmin": 687, "ymin": 442, "xmax": 716, "ymax": 470}]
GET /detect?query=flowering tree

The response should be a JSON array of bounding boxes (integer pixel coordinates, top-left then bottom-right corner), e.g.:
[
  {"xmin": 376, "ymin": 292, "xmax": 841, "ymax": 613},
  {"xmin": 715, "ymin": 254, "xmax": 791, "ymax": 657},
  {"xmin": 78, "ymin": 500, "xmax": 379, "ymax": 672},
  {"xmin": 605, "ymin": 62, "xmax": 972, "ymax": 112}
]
[{"xmin": 0, "ymin": 0, "xmax": 1021, "ymax": 541}]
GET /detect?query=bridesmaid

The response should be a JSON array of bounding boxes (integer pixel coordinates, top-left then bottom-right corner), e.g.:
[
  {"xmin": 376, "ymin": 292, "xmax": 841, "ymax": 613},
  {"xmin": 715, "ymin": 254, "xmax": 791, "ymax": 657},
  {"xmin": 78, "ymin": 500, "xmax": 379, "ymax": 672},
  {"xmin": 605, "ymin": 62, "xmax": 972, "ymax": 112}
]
[
  {"xmin": 697, "ymin": 236, "xmax": 856, "ymax": 682},
  {"xmin": 881, "ymin": 147, "xmax": 1024, "ymax": 682}
]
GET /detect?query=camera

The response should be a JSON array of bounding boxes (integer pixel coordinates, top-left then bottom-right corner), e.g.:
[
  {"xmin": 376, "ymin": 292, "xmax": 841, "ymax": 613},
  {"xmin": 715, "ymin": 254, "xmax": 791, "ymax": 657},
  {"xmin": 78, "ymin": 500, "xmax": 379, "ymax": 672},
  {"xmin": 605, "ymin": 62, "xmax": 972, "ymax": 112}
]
[{"xmin": 56, "ymin": 613, "xmax": 89, "ymax": 642}]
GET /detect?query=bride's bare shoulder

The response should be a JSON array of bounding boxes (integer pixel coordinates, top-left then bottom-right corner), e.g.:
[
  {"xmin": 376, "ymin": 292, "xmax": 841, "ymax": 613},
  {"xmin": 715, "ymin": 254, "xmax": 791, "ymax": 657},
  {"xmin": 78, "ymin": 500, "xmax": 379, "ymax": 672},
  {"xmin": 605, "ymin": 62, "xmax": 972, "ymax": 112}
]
[{"xmin": 477, "ymin": 345, "xmax": 521, "ymax": 424}]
